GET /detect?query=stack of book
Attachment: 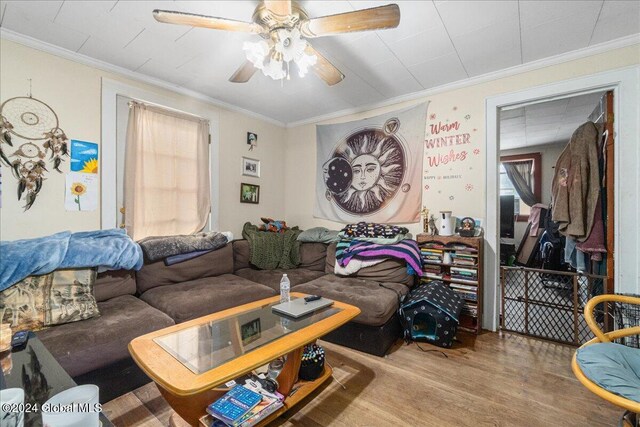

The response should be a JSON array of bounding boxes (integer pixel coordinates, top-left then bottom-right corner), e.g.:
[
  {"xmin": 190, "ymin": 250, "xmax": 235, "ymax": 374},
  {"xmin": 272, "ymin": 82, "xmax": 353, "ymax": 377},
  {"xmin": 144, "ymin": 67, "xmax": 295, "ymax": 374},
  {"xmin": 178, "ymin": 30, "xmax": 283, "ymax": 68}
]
[
  {"xmin": 206, "ymin": 383, "xmax": 284, "ymax": 427},
  {"xmin": 421, "ymin": 245, "xmax": 444, "ymax": 264},
  {"xmin": 451, "ymin": 252, "xmax": 477, "ymax": 267},
  {"xmin": 449, "ymin": 283, "xmax": 477, "ymax": 301},
  {"xmin": 423, "ymin": 264, "xmax": 443, "ymax": 279},
  {"xmin": 462, "ymin": 302, "xmax": 478, "ymax": 317},
  {"xmin": 450, "ymin": 267, "xmax": 478, "ymax": 283}
]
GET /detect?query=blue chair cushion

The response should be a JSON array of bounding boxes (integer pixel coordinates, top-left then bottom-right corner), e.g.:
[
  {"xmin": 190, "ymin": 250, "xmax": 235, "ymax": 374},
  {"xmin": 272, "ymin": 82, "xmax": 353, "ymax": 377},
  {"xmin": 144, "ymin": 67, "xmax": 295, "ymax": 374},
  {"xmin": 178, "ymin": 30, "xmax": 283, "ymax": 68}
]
[{"xmin": 576, "ymin": 342, "xmax": 640, "ymax": 403}]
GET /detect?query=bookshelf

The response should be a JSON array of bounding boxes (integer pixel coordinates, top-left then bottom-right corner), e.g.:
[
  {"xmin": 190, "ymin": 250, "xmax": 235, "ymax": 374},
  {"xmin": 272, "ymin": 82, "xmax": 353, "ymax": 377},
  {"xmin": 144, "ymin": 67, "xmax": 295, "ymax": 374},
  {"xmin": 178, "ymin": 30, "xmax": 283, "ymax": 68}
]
[{"xmin": 416, "ymin": 234, "xmax": 483, "ymax": 334}]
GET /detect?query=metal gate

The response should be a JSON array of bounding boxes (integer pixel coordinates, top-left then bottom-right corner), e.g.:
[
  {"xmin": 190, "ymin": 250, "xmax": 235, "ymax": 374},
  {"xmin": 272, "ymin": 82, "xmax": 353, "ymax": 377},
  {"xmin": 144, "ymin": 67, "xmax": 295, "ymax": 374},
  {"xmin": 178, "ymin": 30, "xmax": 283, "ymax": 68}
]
[{"xmin": 500, "ymin": 266, "xmax": 608, "ymax": 345}]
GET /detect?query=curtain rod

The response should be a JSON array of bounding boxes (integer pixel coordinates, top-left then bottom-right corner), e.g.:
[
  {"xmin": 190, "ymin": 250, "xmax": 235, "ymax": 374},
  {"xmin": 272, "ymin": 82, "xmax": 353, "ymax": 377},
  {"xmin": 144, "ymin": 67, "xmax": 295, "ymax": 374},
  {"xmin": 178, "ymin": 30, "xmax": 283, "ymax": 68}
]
[{"xmin": 127, "ymin": 98, "xmax": 209, "ymax": 123}]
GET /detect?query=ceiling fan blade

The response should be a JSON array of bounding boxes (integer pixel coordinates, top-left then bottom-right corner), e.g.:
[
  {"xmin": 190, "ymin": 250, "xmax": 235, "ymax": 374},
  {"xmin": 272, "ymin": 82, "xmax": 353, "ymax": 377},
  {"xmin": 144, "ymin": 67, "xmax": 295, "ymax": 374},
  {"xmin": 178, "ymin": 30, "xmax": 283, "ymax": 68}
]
[
  {"xmin": 153, "ymin": 10, "xmax": 264, "ymax": 34},
  {"xmin": 306, "ymin": 45, "xmax": 344, "ymax": 86},
  {"xmin": 263, "ymin": 0, "xmax": 292, "ymax": 16},
  {"xmin": 229, "ymin": 61, "xmax": 258, "ymax": 83},
  {"xmin": 301, "ymin": 4, "xmax": 400, "ymax": 38}
]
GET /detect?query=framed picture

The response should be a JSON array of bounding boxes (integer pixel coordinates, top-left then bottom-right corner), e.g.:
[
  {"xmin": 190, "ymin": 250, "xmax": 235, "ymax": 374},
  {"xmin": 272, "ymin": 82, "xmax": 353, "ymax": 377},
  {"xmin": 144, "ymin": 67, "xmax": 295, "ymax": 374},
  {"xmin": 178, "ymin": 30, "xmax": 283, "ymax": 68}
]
[
  {"xmin": 242, "ymin": 157, "xmax": 260, "ymax": 178},
  {"xmin": 240, "ymin": 318, "xmax": 261, "ymax": 345},
  {"xmin": 240, "ymin": 183, "xmax": 260, "ymax": 204},
  {"xmin": 247, "ymin": 132, "xmax": 258, "ymax": 148}
]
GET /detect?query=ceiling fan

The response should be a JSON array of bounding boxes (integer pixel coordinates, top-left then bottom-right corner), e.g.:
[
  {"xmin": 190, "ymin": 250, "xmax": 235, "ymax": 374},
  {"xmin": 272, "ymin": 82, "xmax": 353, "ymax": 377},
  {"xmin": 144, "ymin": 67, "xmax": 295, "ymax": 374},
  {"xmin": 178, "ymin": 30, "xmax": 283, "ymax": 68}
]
[{"xmin": 153, "ymin": 1, "xmax": 400, "ymax": 86}]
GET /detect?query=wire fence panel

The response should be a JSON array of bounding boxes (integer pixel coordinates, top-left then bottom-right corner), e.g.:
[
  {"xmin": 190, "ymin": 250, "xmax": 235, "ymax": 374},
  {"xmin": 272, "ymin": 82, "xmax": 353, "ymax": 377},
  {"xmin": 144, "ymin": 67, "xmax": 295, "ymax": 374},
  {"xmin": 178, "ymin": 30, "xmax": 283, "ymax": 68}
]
[{"xmin": 501, "ymin": 267, "xmax": 607, "ymax": 346}]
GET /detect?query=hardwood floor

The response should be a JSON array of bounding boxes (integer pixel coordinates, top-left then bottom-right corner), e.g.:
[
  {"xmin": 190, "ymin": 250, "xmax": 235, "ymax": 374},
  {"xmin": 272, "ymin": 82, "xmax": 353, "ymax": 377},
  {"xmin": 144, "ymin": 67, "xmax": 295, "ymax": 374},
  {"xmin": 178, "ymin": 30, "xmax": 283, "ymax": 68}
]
[{"xmin": 102, "ymin": 332, "xmax": 621, "ymax": 426}]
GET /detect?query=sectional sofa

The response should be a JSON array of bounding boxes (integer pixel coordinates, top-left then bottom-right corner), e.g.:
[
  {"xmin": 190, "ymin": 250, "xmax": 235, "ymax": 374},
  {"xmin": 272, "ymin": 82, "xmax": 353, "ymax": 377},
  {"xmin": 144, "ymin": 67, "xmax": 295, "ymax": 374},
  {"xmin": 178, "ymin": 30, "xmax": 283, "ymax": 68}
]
[{"xmin": 35, "ymin": 240, "xmax": 415, "ymax": 402}]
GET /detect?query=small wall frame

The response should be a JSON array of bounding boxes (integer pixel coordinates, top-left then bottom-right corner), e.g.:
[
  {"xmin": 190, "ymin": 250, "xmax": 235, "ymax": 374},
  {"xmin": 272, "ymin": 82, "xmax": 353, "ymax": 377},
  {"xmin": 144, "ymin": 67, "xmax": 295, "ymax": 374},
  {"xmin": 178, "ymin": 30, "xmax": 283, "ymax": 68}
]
[
  {"xmin": 240, "ymin": 183, "xmax": 260, "ymax": 204},
  {"xmin": 242, "ymin": 157, "xmax": 260, "ymax": 178}
]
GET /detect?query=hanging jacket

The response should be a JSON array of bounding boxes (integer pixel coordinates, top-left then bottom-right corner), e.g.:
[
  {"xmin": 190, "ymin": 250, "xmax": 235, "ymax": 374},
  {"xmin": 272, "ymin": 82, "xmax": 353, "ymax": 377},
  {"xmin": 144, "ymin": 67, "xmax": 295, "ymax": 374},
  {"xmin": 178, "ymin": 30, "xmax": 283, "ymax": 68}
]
[{"xmin": 551, "ymin": 122, "xmax": 600, "ymax": 242}]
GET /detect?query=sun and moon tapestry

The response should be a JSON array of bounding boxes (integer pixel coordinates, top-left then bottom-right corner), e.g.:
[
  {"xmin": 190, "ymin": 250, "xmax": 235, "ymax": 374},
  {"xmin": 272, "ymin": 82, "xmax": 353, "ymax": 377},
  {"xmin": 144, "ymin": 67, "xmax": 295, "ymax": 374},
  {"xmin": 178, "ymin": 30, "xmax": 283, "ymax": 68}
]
[{"xmin": 315, "ymin": 103, "xmax": 428, "ymax": 223}]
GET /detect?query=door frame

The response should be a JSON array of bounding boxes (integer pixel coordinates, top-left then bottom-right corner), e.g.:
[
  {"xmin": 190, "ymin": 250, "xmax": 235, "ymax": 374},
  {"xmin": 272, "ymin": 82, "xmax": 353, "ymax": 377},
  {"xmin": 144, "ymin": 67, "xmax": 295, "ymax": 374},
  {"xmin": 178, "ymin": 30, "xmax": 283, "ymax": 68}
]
[{"xmin": 484, "ymin": 66, "xmax": 640, "ymax": 331}]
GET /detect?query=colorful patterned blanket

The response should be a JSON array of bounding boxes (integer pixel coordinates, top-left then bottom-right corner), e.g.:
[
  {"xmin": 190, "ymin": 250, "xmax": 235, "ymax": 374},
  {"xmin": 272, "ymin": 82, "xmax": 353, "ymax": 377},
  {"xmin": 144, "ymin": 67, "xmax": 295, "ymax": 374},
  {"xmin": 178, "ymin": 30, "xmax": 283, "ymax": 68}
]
[
  {"xmin": 335, "ymin": 239, "xmax": 423, "ymax": 276},
  {"xmin": 340, "ymin": 222, "xmax": 409, "ymax": 239}
]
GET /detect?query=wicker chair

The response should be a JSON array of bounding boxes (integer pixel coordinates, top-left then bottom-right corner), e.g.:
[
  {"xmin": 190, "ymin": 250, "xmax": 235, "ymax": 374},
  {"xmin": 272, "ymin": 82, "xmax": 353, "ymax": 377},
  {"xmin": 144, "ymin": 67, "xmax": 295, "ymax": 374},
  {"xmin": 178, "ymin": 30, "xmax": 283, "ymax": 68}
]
[{"xmin": 572, "ymin": 294, "xmax": 640, "ymax": 427}]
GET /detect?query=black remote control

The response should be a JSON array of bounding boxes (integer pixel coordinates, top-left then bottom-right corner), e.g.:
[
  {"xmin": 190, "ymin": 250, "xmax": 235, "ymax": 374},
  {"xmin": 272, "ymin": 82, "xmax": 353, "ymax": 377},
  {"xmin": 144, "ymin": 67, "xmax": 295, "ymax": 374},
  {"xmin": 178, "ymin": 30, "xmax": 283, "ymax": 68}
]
[{"xmin": 304, "ymin": 295, "xmax": 322, "ymax": 303}]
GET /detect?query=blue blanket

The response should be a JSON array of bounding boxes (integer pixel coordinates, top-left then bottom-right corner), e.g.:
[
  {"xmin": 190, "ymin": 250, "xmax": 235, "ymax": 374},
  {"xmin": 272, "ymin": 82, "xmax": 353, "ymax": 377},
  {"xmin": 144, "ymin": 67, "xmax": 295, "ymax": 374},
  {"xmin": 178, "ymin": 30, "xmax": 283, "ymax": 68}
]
[{"xmin": 0, "ymin": 229, "xmax": 143, "ymax": 291}]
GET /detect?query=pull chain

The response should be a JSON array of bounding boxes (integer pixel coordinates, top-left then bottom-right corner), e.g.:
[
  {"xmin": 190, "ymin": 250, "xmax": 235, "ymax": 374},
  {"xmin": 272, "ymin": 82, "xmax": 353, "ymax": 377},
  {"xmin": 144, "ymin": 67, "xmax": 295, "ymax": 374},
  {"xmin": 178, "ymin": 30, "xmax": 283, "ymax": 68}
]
[{"xmin": 27, "ymin": 78, "xmax": 32, "ymax": 98}]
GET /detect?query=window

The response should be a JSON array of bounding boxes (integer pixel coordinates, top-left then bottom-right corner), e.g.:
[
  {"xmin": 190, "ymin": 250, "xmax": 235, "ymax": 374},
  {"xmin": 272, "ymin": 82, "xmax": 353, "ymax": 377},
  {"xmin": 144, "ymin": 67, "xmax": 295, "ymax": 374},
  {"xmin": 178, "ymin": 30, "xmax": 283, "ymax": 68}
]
[
  {"xmin": 499, "ymin": 153, "xmax": 541, "ymax": 221},
  {"xmin": 123, "ymin": 101, "xmax": 211, "ymax": 240}
]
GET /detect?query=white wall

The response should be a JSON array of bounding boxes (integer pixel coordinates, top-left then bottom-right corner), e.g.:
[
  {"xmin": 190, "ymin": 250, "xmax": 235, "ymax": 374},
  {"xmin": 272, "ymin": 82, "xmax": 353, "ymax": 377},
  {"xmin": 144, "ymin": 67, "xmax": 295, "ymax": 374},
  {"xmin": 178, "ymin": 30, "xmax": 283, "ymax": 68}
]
[
  {"xmin": 0, "ymin": 39, "xmax": 286, "ymax": 239},
  {"xmin": 500, "ymin": 142, "xmax": 566, "ymax": 244}
]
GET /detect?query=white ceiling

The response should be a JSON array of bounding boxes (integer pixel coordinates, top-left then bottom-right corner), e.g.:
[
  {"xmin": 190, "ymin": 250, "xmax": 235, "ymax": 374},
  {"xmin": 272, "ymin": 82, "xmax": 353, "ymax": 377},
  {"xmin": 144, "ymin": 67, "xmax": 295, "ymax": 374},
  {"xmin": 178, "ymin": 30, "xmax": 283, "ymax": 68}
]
[
  {"xmin": 499, "ymin": 91, "xmax": 606, "ymax": 150},
  {"xmin": 1, "ymin": 1, "xmax": 639, "ymax": 124}
]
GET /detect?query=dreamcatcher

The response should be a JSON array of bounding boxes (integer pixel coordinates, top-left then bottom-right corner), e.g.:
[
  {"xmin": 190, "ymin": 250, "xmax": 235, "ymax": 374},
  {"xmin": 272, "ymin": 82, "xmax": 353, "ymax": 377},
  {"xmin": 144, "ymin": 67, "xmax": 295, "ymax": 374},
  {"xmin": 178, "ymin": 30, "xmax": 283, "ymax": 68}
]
[{"xmin": 0, "ymin": 89, "xmax": 69, "ymax": 210}]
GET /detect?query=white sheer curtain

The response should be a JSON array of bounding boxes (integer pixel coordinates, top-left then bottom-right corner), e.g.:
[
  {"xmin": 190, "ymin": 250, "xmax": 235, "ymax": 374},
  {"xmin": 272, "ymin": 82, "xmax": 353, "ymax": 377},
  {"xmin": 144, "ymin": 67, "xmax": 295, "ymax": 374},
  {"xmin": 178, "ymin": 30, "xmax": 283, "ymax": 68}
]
[{"xmin": 124, "ymin": 101, "xmax": 210, "ymax": 241}]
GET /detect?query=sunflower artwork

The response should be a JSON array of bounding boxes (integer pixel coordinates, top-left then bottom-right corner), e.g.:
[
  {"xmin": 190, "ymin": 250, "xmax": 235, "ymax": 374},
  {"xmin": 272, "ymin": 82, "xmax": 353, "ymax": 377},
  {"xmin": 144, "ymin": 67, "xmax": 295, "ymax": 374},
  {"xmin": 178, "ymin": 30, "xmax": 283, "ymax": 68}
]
[
  {"xmin": 70, "ymin": 140, "xmax": 98, "ymax": 174},
  {"xmin": 70, "ymin": 181, "xmax": 86, "ymax": 210},
  {"xmin": 65, "ymin": 171, "xmax": 97, "ymax": 211}
]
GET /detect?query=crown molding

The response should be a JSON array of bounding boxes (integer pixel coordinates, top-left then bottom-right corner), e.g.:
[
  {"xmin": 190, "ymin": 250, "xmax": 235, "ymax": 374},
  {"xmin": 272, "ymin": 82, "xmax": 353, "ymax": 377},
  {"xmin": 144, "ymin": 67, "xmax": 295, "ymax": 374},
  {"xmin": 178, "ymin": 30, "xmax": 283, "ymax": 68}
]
[
  {"xmin": 1, "ymin": 27, "xmax": 638, "ymax": 128},
  {"xmin": 285, "ymin": 33, "xmax": 640, "ymax": 128},
  {"xmin": 0, "ymin": 28, "xmax": 286, "ymax": 128}
]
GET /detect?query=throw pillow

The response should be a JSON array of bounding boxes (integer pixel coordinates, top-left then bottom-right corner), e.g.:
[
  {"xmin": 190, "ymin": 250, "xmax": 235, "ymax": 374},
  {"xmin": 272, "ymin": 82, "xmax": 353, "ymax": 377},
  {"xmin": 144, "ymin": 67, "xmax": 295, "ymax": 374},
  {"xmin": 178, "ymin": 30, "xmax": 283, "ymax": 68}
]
[
  {"xmin": 0, "ymin": 274, "xmax": 50, "ymax": 332},
  {"xmin": 0, "ymin": 269, "xmax": 100, "ymax": 332},
  {"xmin": 44, "ymin": 269, "xmax": 100, "ymax": 327}
]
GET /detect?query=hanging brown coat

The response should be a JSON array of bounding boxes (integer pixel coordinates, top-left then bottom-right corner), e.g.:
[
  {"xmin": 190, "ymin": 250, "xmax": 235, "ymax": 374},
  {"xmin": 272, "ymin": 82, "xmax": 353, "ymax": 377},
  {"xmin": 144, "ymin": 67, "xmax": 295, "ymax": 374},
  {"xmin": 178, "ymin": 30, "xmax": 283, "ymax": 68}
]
[{"xmin": 551, "ymin": 122, "xmax": 600, "ymax": 242}]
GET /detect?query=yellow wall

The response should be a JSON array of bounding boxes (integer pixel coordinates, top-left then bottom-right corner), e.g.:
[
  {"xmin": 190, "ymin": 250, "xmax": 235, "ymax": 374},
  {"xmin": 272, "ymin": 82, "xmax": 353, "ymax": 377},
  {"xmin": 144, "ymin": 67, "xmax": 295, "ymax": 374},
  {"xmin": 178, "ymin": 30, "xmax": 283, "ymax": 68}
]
[
  {"xmin": 0, "ymin": 39, "xmax": 286, "ymax": 240},
  {"xmin": 284, "ymin": 43, "xmax": 640, "ymax": 236}
]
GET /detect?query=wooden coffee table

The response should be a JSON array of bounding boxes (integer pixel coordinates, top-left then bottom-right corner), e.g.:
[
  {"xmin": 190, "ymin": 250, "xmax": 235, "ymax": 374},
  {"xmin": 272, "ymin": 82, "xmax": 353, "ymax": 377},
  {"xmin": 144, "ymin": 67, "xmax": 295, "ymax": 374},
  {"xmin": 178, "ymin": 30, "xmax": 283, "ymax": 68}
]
[{"xmin": 129, "ymin": 293, "xmax": 360, "ymax": 426}]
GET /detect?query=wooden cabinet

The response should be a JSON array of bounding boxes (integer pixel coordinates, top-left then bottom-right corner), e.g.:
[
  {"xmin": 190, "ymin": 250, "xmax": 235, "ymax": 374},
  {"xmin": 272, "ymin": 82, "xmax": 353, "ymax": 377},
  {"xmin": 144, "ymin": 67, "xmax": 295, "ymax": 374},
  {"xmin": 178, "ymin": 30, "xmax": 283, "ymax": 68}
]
[{"xmin": 416, "ymin": 234, "xmax": 483, "ymax": 334}]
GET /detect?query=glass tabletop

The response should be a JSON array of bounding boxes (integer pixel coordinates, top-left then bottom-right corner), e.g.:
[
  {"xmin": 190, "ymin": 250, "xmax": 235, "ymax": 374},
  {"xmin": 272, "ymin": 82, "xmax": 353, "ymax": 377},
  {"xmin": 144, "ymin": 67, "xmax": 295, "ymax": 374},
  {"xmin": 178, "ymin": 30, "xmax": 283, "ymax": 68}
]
[
  {"xmin": 1, "ymin": 333, "xmax": 113, "ymax": 427},
  {"xmin": 154, "ymin": 298, "xmax": 341, "ymax": 374}
]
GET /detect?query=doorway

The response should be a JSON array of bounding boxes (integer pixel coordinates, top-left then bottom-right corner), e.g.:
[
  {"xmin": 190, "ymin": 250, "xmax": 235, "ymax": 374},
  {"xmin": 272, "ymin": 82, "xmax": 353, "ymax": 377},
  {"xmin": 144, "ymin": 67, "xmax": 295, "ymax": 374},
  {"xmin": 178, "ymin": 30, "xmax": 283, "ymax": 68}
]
[
  {"xmin": 483, "ymin": 66, "xmax": 640, "ymax": 332},
  {"xmin": 497, "ymin": 91, "xmax": 612, "ymax": 344}
]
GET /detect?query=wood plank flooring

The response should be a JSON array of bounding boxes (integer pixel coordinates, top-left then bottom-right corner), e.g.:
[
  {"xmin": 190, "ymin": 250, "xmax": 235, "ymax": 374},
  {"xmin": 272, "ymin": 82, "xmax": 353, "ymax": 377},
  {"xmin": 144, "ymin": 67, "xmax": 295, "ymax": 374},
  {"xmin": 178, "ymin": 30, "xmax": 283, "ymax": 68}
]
[{"xmin": 102, "ymin": 332, "xmax": 621, "ymax": 426}]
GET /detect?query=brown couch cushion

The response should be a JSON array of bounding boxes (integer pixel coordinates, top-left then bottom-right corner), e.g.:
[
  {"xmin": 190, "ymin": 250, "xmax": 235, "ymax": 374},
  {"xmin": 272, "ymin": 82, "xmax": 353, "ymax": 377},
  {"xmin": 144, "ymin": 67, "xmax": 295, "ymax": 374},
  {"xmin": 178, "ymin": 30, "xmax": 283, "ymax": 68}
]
[
  {"xmin": 324, "ymin": 242, "xmax": 414, "ymax": 287},
  {"xmin": 235, "ymin": 268, "xmax": 327, "ymax": 292},
  {"xmin": 136, "ymin": 244, "xmax": 234, "ymax": 294},
  {"xmin": 139, "ymin": 274, "xmax": 276, "ymax": 323},
  {"xmin": 37, "ymin": 295, "xmax": 174, "ymax": 377},
  {"xmin": 94, "ymin": 270, "xmax": 136, "ymax": 302},
  {"xmin": 233, "ymin": 240, "xmax": 251, "ymax": 271},
  {"xmin": 325, "ymin": 242, "xmax": 338, "ymax": 273},
  {"xmin": 299, "ymin": 243, "xmax": 327, "ymax": 272},
  {"xmin": 293, "ymin": 274, "xmax": 409, "ymax": 327}
]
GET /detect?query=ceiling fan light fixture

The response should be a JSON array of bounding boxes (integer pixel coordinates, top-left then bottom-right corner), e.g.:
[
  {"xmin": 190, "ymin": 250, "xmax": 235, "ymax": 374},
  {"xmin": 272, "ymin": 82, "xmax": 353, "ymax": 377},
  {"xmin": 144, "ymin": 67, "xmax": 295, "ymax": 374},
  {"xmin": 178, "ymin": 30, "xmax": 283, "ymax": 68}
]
[
  {"xmin": 275, "ymin": 28, "xmax": 306, "ymax": 63},
  {"xmin": 154, "ymin": 2, "xmax": 401, "ymax": 86},
  {"xmin": 295, "ymin": 52, "xmax": 317, "ymax": 78},
  {"xmin": 243, "ymin": 27, "xmax": 318, "ymax": 82},
  {"xmin": 243, "ymin": 40, "xmax": 270, "ymax": 70},
  {"xmin": 263, "ymin": 57, "xmax": 286, "ymax": 80}
]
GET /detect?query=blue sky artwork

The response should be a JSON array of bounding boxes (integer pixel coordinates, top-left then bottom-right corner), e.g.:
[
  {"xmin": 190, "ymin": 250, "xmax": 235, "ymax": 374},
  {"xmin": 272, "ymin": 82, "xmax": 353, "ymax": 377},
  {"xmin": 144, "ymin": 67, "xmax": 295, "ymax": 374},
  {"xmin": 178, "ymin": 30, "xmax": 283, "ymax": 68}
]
[{"xmin": 70, "ymin": 140, "xmax": 98, "ymax": 173}]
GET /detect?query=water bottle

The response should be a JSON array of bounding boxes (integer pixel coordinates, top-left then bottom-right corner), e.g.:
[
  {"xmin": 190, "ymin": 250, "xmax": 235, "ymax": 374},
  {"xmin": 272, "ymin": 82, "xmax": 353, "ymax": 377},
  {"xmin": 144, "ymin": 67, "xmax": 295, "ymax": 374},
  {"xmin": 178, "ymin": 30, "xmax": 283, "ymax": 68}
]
[{"xmin": 280, "ymin": 274, "xmax": 290, "ymax": 304}]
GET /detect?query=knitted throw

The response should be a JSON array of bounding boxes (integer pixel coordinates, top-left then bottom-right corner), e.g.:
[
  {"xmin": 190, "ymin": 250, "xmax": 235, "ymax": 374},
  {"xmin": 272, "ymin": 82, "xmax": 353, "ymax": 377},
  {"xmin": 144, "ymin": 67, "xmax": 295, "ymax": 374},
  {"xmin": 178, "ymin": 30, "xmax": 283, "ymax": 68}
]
[{"xmin": 242, "ymin": 222, "xmax": 302, "ymax": 270}]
